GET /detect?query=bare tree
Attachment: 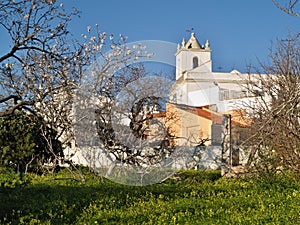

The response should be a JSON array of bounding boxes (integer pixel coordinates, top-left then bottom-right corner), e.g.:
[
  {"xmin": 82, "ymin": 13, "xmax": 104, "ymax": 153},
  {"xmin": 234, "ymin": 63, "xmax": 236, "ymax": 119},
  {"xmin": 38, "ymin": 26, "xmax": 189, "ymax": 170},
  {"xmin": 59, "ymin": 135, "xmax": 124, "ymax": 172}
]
[
  {"xmin": 74, "ymin": 64, "xmax": 179, "ymax": 168},
  {"xmin": 0, "ymin": 0, "xmax": 82, "ymax": 115},
  {"xmin": 242, "ymin": 36, "xmax": 300, "ymax": 173},
  {"xmin": 239, "ymin": 0, "xmax": 300, "ymax": 174},
  {"xmin": 72, "ymin": 60, "xmax": 184, "ymax": 185}
]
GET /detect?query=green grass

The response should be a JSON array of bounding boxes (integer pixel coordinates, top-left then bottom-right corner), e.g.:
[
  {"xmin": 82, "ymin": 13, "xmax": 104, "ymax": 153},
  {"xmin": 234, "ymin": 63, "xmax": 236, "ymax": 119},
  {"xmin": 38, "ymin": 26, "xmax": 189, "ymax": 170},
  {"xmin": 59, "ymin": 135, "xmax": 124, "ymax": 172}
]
[{"xmin": 1, "ymin": 169, "xmax": 300, "ymax": 224}]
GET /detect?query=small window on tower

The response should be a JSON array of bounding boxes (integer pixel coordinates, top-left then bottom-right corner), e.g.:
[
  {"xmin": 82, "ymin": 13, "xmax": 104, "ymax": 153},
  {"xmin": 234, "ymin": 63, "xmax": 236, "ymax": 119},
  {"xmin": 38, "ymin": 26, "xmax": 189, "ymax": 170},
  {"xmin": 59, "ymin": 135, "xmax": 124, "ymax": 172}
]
[{"xmin": 193, "ymin": 57, "xmax": 198, "ymax": 68}]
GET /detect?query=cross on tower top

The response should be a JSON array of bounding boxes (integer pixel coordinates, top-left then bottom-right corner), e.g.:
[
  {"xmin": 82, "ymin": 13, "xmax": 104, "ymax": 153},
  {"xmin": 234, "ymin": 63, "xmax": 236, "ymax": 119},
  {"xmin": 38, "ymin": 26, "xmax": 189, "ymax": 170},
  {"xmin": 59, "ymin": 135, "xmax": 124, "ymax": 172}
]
[{"xmin": 186, "ymin": 28, "xmax": 194, "ymax": 34}]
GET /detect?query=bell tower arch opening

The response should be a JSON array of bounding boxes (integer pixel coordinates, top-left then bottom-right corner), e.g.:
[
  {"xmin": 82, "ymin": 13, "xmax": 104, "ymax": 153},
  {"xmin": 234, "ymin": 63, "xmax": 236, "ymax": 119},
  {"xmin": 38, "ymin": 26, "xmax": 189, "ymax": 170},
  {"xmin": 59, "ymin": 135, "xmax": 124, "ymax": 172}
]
[{"xmin": 193, "ymin": 56, "xmax": 199, "ymax": 68}]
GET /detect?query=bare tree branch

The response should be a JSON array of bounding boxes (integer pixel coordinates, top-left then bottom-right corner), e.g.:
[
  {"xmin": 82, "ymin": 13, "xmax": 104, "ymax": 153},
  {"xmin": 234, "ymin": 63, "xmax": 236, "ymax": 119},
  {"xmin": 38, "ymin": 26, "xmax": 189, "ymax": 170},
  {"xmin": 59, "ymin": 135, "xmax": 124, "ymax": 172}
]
[{"xmin": 272, "ymin": 0, "xmax": 300, "ymax": 17}]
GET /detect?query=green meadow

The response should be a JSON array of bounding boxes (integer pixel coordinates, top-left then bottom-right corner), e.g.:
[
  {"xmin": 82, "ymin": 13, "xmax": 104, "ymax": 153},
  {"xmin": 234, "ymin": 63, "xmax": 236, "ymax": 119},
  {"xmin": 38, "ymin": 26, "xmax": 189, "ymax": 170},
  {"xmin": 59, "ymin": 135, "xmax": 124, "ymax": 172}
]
[{"xmin": 1, "ymin": 169, "xmax": 300, "ymax": 224}]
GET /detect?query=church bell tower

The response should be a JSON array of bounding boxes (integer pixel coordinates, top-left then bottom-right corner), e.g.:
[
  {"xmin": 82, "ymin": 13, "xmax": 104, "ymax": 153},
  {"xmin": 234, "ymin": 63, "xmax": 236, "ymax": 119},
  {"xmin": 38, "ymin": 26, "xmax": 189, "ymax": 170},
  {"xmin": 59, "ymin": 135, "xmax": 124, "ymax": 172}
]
[{"xmin": 175, "ymin": 32, "xmax": 212, "ymax": 80}]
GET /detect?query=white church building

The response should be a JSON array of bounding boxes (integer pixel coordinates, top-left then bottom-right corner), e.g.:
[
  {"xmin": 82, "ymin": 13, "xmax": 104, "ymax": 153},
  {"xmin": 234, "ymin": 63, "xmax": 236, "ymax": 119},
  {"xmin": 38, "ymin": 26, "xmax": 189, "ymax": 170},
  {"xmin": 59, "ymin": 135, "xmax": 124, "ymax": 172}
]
[
  {"xmin": 172, "ymin": 32, "xmax": 257, "ymax": 114},
  {"xmin": 165, "ymin": 32, "xmax": 261, "ymax": 168}
]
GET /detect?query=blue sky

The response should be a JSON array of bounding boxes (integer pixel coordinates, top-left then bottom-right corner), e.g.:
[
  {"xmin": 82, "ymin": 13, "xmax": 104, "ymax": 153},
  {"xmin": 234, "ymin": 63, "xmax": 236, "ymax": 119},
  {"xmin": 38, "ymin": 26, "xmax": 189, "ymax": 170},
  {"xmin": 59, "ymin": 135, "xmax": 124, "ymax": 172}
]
[
  {"xmin": 2, "ymin": 0, "xmax": 300, "ymax": 73},
  {"xmin": 64, "ymin": 0, "xmax": 300, "ymax": 72}
]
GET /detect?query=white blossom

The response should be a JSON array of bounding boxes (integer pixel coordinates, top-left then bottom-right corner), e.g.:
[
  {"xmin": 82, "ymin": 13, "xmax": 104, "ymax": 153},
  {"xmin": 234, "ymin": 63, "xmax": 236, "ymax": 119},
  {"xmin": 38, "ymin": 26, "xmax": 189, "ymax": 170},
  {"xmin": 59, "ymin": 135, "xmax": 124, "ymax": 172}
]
[{"xmin": 97, "ymin": 44, "xmax": 103, "ymax": 51}]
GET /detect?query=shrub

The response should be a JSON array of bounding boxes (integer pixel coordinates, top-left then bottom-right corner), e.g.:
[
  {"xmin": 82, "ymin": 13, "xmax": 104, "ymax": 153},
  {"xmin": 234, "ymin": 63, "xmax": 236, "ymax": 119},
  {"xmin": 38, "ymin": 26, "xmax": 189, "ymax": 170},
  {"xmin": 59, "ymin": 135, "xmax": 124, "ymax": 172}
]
[{"xmin": 0, "ymin": 113, "xmax": 63, "ymax": 173}]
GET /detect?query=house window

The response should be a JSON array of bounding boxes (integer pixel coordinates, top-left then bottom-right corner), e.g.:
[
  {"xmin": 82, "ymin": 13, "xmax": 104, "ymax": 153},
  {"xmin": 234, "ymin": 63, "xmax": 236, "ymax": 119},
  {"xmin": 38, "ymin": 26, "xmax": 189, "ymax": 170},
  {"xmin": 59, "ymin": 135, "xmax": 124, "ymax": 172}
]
[{"xmin": 192, "ymin": 57, "xmax": 198, "ymax": 68}]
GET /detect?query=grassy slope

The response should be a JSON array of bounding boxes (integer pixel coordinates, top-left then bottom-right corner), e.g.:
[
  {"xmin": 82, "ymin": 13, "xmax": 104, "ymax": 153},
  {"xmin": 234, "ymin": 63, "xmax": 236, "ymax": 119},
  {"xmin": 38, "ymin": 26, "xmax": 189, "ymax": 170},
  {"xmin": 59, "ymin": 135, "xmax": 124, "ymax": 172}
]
[{"xmin": 1, "ymin": 170, "xmax": 300, "ymax": 224}]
